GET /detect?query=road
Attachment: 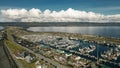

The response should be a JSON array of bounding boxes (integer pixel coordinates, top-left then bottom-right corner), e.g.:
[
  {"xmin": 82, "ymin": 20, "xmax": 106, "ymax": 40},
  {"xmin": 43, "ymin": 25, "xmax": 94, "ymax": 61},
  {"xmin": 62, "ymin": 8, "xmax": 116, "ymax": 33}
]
[
  {"xmin": 0, "ymin": 40, "xmax": 18, "ymax": 68},
  {"xmin": 22, "ymin": 46, "xmax": 69, "ymax": 68},
  {"xmin": 10, "ymin": 34, "xmax": 69, "ymax": 68}
]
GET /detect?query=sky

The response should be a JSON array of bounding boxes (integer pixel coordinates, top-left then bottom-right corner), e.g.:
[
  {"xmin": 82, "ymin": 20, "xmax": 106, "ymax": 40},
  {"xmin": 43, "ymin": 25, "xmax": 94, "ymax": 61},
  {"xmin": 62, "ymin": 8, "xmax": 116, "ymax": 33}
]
[{"xmin": 0, "ymin": 0, "xmax": 120, "ymax": 22}]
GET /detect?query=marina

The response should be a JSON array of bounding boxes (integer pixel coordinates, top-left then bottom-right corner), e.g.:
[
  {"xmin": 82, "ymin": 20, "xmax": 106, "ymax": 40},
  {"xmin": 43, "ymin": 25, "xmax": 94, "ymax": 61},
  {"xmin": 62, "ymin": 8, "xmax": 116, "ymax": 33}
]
[
  {"xmin": 0, "ymin": 0, "xmax": 120, "ymax": 68},
  {"xmin": 12, "ymin": 32, "xmax": 120, "ymax": 68}
]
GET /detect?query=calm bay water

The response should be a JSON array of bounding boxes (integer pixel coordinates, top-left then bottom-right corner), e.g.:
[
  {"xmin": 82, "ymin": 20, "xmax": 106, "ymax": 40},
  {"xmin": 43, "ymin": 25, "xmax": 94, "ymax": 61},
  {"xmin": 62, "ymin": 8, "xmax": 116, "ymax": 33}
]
[
  {"xmin": 27, "ymin": 26, "xmax": 120, "ymax": 38},
  {"xmin": 0, "ymin": 26, "xmax": 120, "ymax": 67},
  {"xmin": 27, "ymin": 26, "xmax": 120, "ymax": 64},
  {"xmin": 0, "ymin": 26, "xmax": 119, "ymax": 38},
  {"xmin": 0, "ymin": 26, "xmax": 3, "ymax": 30}
]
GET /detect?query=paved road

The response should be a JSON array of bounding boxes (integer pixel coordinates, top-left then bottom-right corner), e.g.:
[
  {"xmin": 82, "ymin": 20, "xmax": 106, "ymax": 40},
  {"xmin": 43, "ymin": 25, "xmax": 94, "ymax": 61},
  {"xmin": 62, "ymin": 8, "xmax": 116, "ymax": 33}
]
[
  {"xmin": 11, "ymin": 34, "xmax": 69, "ymax": 68},
  {"xmin": 0, "ymin": 40, "xmax": 11, "ymax": 68},
  {"xmin": 22, "ymin": 46, "xmax": 69, "ymax": 68},
  {"xmin": 0, "ymin": 40, "xmax": 18, "ymax": 68}
]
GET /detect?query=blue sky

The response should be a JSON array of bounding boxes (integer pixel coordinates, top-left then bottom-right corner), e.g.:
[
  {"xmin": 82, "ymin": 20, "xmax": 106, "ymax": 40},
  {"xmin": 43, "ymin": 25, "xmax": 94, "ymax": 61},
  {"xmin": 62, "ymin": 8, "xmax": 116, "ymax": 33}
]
[{"xmin": 0, "ymin": 0, "xmax": 120, "ymax": 15}]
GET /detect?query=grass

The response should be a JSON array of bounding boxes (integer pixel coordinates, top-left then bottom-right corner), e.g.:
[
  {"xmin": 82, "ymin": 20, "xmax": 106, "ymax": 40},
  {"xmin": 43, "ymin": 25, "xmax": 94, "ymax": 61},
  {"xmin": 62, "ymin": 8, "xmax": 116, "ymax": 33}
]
[
  {"xmin": 79, "ymin": 35, "xmax": 120, "ymax": 45},
  {"xmin": 5, "ymin": 28, "xmax": 36, "ymax": 68},
  {"xmin": 18, "ymin": 60, "xmax": 36, "ymax": 68},
  {"xmin": 5, "ymin": 27, "xmax": 120, "ymax": 45},
  {"xmin": 3, "ymin": 26, "xmax": 120, "ymax": 68},
  {"xmin": 6, "ymin": 40, "xmax": 24, "ymax": 52}
]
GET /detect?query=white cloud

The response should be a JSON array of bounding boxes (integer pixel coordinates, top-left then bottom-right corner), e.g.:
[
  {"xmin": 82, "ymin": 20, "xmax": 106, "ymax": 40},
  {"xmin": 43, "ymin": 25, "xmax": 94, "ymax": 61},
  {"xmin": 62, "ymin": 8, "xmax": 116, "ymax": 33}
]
[{"xmin": 0, "ymin": 8, "xmax": 120, "ymax": 22}]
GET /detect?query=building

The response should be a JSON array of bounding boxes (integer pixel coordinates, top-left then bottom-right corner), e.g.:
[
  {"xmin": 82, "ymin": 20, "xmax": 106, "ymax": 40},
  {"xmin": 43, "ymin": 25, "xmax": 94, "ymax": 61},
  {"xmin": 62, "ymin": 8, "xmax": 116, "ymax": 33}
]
[{"xmin": 25, "ymin": 55, "xmax": 33, "ymax": 63}]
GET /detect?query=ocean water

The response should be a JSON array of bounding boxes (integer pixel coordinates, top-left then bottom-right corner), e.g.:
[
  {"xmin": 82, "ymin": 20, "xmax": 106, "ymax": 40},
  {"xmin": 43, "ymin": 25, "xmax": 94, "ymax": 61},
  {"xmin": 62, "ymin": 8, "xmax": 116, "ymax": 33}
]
[
  {"xmin": 0, "ymin": 26, "xmax": 3, "ymax": 30},
  {"xmin": 27, "ymin": 26, "xmax": 120, "ymax": 65},
  {"xmin": 1, "ymin": 26, "xmax": 120, "ymax": 67},
  {"xmin": 27, "ymin": 26, "xmax": 120, "ymax": 38}
]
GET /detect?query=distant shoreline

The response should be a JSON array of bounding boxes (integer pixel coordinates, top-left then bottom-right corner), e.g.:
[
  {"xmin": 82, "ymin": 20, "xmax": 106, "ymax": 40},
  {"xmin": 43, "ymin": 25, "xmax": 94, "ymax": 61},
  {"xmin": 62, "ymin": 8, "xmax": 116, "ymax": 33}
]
[
  {"xmin": 6, "ymin": 26, "xmax": 119, "ymax": 45},
  {"xmin": 0, "ymin": 22, "xmax": 120, "ymax": 27}
]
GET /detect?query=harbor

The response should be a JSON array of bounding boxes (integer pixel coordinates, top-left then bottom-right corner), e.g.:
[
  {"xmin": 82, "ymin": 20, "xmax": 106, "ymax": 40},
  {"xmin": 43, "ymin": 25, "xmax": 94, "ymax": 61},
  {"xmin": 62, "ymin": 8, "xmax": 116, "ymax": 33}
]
[
  {"xmin": 12, "ymin": 30, "xmax": 120, "ymax": 68},
  {"xmin": 1, "ymin": 26, "xmax": 120, "ymax": 68}
]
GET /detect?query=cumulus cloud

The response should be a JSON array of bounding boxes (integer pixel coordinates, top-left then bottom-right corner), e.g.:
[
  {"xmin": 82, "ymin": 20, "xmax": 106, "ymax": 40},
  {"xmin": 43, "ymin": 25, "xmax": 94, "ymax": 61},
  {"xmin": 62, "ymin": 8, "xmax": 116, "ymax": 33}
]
[{"xmin": 0, "ymin": 8, "xmax": 120, "ymax": 22}]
